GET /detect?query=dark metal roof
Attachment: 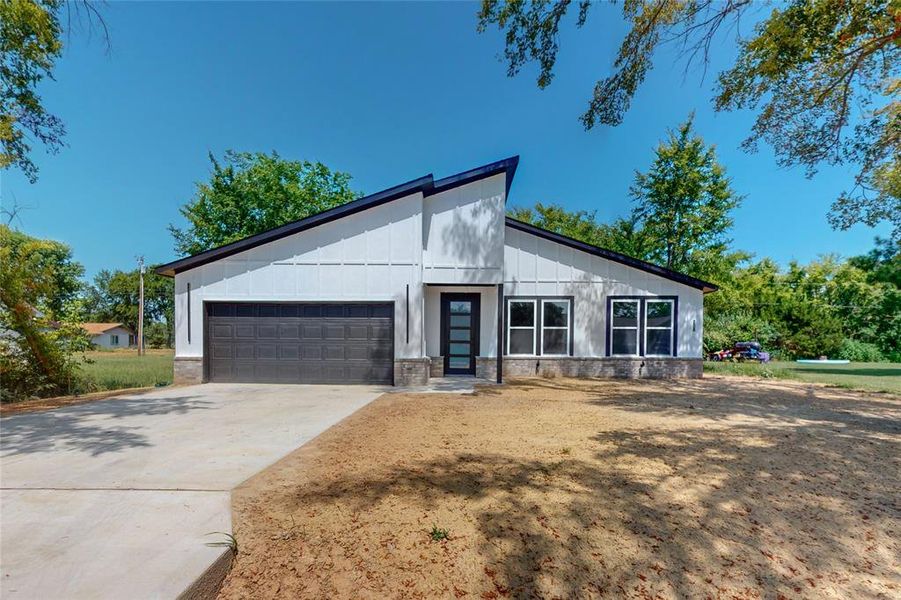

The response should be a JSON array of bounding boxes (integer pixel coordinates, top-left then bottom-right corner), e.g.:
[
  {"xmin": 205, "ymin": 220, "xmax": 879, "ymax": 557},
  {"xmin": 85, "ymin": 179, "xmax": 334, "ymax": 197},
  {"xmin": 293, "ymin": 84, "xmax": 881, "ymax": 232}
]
[
  {"xmin": 504, "ymin": 217, "xmax": 719, "ymax": 293},
  {"xmin": 427, "ymin": 156, "xmax": 519, "ymax": 198},
  {"xmin": 157, "ymin": 156, "xmax": 520, "ymax": 277}
]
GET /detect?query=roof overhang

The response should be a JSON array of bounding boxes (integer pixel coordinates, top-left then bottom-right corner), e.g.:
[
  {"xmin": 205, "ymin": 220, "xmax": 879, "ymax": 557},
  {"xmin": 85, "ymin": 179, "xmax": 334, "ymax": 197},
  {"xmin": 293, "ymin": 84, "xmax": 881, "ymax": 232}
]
[
  {"xmin": 156, "ymin": 156, "xmax": 520, "ymax": 277},
  {"xmin": 505, "ymin": 217, "xmax": 719, "ymax": 293}
]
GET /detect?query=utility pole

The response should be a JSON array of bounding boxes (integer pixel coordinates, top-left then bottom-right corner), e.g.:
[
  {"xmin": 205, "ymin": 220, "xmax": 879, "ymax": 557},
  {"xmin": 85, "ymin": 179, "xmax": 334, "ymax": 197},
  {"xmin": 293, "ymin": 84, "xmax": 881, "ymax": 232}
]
[{"xmin": 137, "ymin": 256, "xmax": 145, "ymax": 356}]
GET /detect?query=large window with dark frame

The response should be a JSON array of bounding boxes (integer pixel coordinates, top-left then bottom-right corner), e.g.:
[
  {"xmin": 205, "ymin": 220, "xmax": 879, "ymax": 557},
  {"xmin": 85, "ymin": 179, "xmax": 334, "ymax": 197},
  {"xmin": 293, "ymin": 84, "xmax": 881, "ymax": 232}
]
[
  {"xmin": 610, "ymin": 300, "xmax": 640, "ymax": 356},
  {"xmin": 644, "ymin": 299, "xmax": 674, "ymax": 356},
  {"xmin": 541, "ymin": 299, "xmax": 570, "ymax": 355},
  {"xmin": 506, "ymin": 298, "xmax": 572, "ymax": 356},
  {"xmin": 507, "ymin": 299, "xmax": 536, "ymax": 355},
  {"xmin": 608, "ymin": 297, "xmax": 677, "ymax": 357}
]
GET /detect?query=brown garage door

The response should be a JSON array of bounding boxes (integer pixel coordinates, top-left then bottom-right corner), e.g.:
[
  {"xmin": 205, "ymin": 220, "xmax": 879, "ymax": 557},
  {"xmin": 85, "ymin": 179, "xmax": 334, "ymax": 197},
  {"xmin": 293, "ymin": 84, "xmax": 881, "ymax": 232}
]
[{"xmin": 205, "ymin": 302, "xmax": 394, "ymax": 384}]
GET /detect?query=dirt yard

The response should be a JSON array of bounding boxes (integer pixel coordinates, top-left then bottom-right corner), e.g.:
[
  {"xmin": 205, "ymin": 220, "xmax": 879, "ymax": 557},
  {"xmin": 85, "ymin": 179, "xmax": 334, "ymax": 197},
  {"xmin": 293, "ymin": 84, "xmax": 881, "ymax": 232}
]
[{"xmin": 219, "ymin": 377, "xmax": 900, "ymax": 599}]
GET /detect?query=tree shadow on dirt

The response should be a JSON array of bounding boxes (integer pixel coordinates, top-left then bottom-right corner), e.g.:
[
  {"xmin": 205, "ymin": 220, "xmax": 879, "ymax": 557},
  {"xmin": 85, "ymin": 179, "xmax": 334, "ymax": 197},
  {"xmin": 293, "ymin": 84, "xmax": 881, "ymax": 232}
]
[
  {"xmin": 0, "ymin": 394, "xmax": 213, "ymax": 456},
  {"xmin": 279, "ymin": 379, "xmax": 899, "ymax": 598}
]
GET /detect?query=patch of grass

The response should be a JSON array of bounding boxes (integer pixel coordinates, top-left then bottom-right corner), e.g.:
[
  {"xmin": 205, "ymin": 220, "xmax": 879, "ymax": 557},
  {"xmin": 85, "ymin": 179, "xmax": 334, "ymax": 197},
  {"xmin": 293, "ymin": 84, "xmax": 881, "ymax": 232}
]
[
  {"xmin": 79, "ymin": 350, "xmax": 174, "ymax": 392},
  {"xmin": 429, "ymin": 525, "xmax": 450, "ymax": 542},
  {"xmin": 704, "ymin": 360, "xmax": 901, "ymax": 394},
  {"xmin": 205, "ymin": 531, "xmax": 238, "ymax": 555}
]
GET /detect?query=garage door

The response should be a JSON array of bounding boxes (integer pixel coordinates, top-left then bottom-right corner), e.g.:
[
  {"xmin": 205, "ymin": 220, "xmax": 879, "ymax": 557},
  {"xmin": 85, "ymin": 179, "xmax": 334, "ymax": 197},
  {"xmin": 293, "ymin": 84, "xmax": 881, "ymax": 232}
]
[{"xmin": 205, "ymin": 302, "xmax": 394, "ymax": 384}]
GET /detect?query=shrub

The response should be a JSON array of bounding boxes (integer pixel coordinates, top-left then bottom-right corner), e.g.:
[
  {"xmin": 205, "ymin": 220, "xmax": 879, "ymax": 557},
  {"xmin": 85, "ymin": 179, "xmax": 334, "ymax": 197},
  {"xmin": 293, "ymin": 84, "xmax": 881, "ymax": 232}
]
[{"xmin": 837, "ymin": 339, "xmax": 886, "ymax": 362}]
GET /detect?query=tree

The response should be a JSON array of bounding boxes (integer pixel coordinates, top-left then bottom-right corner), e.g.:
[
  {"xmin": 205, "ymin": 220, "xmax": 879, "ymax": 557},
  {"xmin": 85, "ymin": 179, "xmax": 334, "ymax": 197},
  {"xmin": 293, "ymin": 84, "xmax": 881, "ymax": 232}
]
[
  {"xmin": 477, "ymin": 0, "xmax": 901, "ymax": 240},
  {"xmin": 508, "ymin": 202, "xmax": 653, "ymax": 259},
  {"xmin": 170, "ymin": 151, "xmax": 361, "ymax": 256},
  {"xmin": 630, "ymin": 115, "xmax": 741, "ymax": 274},
  {"xmin": 0, "ymin": 225, "xmax": 88, "ymax": 400},
  {"xmin": 84, "ymin": 267, "xmax": 174, "ymax": 346},
  {"xmin": 1, "ymin": 0, "xmax": 106, "ymax": 182}
]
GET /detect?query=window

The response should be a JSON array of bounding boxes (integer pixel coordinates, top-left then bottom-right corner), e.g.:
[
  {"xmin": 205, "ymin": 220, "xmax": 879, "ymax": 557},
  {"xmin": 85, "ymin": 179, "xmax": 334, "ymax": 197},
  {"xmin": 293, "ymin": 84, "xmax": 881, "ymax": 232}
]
[
  {"xmin": 507, "ymin": 300, "xmax": 536, "ymax": 355},
  {"xmin": 110, "ymin": 334, "xmax": 119, "ymax": 346},
  {"xmin": 506, "ymin": 298, "xmax": 573, "ymax": 356},
  {"xmin": 128, "ymin": 334, "xmax": 136, "ymax": 346},
  {"xmin": 645, "ymin": 300, "xmax": 674, "ymax": 356},
  {"xmin": 610, "ymin": 300, "xmax": 640, "ymax": 356},
  {"xmin": 541, "ymin": 299, "xmax": 570, "ymax": 355}
]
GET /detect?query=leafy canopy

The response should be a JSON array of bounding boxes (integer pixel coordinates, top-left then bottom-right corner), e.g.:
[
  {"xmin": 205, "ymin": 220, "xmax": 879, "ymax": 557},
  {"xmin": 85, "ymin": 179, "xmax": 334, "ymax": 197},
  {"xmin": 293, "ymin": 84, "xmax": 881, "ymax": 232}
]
[
  {"xmin": 0, "ymin": 0, "xmax": 106, "ymax": 182},
  {"xmin": 511, "ymin": 114, "xmax": 742, "ymax": 282},
  {"xmin": 0, "ymin": 225, "xmax": 88, "ymax": 400},
  {"xmin": 169, "ymin": 151, "xmax": 361, "ymax": 256},
  {"xmin": 630, "ymin": 114, "xmax": 741, "ymax": 273},
  {"xmin": 84, "ymin": 267, "xmax": 174, "ymax": 341},
  {"xmin": 478, "ymin": 0, "xmax": 901, "ymax": 241}
]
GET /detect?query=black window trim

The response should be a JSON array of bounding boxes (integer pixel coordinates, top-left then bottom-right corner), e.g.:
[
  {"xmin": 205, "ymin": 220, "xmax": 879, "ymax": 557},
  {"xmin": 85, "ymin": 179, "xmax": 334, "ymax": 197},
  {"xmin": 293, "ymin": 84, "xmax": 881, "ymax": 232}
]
[
  {"xmin": 605, "ymin": 295, "xmax": 679, "ymax": 358},
  {"xmin": 504, "ymin": 295, "xmax": 575, "ymax": 357}
]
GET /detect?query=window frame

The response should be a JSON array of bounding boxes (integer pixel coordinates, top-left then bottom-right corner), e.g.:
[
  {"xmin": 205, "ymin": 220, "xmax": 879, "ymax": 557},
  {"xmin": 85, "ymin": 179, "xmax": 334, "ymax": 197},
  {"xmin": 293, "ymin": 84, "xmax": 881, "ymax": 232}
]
[
  {"xmin": 609, "ymin": 299, "xmax": 641, "ymax": 357},
  {"xmin": 506, "ymin": 299, "xmax": 537, "ymax": 356},
  {"xmin": 606, "ymin": 295, "xmax": 679, "ymax": 358},
  {"xmin": 504, "ymin": 296, "xmax": 574, "ymax": 357},
  {"xmin": 540, "ymin": 298, "xmax": 572, "ymax": 356},
  {"xmin": 110, "ymin": 334, "xmax": 119, "ymax": 346},
  {"xmin": 644, "ymin": 299, "xmax": 675, "ymax": 357}
]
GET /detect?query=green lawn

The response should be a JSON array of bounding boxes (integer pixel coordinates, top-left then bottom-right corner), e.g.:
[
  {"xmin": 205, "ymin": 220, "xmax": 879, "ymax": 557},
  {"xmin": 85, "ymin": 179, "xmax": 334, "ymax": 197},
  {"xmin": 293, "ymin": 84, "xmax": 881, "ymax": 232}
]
[
  {"xmin": 704, "ymin": 360, "xmax": 901, "ymax": 394},
  {"xmin": 80, "ymin": 349, "xmax": 174, "ymax": 392}
]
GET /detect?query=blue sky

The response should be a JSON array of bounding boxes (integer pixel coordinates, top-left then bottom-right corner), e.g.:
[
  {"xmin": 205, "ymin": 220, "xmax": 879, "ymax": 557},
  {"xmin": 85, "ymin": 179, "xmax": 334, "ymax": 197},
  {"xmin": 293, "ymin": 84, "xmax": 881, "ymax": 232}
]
[{"xmin": 1, "ymin": 1, "xmax": 888, "ymax": 279}]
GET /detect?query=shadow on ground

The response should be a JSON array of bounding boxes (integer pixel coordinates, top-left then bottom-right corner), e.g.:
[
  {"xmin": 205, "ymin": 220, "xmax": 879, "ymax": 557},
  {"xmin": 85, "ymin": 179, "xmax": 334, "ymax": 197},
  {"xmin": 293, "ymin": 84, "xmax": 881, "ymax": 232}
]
[
  {"xmin": 222, "ymin": 377, "xmax": 900, "ymax": 599},
  {"xmin": 0, "ymin": 395, "xmax": 213, "ymax": 456}
]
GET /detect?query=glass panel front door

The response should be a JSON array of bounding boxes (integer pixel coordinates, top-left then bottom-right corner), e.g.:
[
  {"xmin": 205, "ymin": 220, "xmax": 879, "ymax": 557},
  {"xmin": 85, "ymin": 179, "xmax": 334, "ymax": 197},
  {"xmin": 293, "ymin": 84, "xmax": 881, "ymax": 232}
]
[{"xmin": 442, "ymin": 294, "xmax": 479, "ymax": 375}]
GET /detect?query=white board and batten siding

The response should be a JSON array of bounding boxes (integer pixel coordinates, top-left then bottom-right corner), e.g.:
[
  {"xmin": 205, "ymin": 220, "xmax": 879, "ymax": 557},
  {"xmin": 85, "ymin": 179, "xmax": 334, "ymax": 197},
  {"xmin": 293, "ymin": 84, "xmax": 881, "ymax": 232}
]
[
  {"xmin": 173, "ymin": 192, "xmax": 427, "ymax": 360},
  {"xmin": 422, "ymin": 173, "xmax": 505, "ymax": 284},
  {"xmin": 504, "ymin": 226, "xmax": 704, "ymax": 358}
]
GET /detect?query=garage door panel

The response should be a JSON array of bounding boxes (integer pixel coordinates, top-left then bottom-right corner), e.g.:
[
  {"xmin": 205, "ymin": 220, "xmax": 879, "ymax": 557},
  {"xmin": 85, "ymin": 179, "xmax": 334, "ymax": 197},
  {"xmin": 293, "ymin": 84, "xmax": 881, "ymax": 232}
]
[
  {"xmin": 257, "ymin": 325, "xmax": 278, "ymax": 339},
  {"xmin": 279, "ymin": 345, "xmax": 299, "ymax": 360},
  {"xmin": 205, "ymin": 302, "xmax": 393, "ymax": 384},
  {"xmin": 211, "ymin": 324, "xmax": 233, "ymax": 338},
  {"xmin": 278, "ymin": 324, "xmax": 300, "ymax": 339},
  {"xmin": 235, "ymin": 324, "xmax": 255, "ymax": 338},
  {"xmin": 303, "ymin": 325, "xmax": 324, "ymax": 339},
  {"xmin": 256, "ymin": 345, "xmax": 277, "ymax": 360},
  {"xmin": 235, "ymin": 344, "xmax": 255, "ymax": 359},
  {"xmin": 324, "ymin": 346, "xmax": 344, "ymax": 360}
]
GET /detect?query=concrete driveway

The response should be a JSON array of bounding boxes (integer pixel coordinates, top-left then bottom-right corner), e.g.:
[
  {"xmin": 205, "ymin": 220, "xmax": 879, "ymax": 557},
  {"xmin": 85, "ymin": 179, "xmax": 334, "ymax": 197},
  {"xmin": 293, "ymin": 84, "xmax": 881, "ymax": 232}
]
[{"xmin": 0, "ymin": 383, "xmax": 384, "ymax": 599}]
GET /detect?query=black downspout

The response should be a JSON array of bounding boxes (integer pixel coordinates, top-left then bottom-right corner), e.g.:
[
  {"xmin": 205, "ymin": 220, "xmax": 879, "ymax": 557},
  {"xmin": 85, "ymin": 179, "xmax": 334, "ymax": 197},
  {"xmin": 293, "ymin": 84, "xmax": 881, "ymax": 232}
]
[{"xmin": 496, "ymin": 283, "xmax": 503, "ymax": 384}]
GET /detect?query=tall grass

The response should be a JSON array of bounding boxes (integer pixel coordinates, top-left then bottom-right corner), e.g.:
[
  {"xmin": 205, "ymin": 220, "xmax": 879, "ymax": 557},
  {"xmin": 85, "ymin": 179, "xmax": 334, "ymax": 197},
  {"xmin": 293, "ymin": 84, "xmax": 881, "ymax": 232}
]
[{"xmin": 79, "ymin": 350, "xmax": 174, "ymax": 392}]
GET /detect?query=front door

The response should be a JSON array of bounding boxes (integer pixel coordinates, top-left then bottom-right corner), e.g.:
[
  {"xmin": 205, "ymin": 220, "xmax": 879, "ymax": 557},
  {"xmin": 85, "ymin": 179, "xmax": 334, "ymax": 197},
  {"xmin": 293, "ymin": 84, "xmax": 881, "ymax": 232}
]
[{"xmin": 441, "ymin": 293, "xmax": 480, "ymax": 375}]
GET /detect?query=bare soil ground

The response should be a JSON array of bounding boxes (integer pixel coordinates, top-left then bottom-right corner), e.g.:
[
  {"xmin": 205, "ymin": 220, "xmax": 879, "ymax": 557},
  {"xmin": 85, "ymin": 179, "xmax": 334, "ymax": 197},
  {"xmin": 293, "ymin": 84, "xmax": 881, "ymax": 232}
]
[{"xmin": 219, "ymin": 377, "xmax": 900, "ymax": 600}]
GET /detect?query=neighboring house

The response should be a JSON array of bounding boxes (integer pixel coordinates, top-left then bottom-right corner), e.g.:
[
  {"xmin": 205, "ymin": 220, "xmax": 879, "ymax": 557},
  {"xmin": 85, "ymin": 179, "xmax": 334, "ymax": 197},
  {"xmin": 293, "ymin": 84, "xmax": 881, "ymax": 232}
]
[
  {"xmin": 82, "ymin": 323, "xmax": 136, "ymax": 349},
  {"xmin": 157, "ymin": 156, "xmax": 716, "ymax": 386}
]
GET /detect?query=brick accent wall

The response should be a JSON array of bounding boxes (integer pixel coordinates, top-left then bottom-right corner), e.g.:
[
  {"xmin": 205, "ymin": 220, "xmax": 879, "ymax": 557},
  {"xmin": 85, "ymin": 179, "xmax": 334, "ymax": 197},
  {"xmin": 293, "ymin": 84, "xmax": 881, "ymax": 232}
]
[
  {"xmin": 475, "ymin": 357, "xmax": 498, "ymax": 381},
  {"xmin": 502, "ymin": 357, "xmax": 703, "ymax": 379},
  {"xmin": 394, "ymin": 359, "xmax": 431, "ymax": 386},
  {"xmin": 173, "ymin": 357, "xmax": 203, "ymax": 385},
  {"xmin": 429, "ymin": 357, "xmax": 444, "ymax": 378}
]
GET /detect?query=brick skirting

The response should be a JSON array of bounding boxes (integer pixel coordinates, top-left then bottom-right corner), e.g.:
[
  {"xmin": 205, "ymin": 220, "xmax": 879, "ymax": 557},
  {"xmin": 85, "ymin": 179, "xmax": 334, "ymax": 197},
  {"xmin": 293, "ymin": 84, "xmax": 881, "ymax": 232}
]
[
  {"xmin": 502, "ymin": 357, "xmax": 703, "ymax": 379},
  {"xmin": 173, "ymin": 357, "xmax": 203, "ymax": 384},
  {"xmin": 177, "ymin": 355, "xmax": 699, "ymax": 387},
  {"xmin": 394, "ymin": 358, "xmax": 431, "ymax": 386}
]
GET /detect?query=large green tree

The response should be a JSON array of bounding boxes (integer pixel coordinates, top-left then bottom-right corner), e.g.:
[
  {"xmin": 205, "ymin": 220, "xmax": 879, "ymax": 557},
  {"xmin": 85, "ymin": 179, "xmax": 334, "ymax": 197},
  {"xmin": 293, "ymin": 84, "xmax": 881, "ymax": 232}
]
[
  {"xmin": 629, "ymin": 115, "xmax": 741, "ymax": 275},
  {"xmin": 1, "ymin": 0, "xmax": 106, "ymax": 182},
  {"xmin": 85, "ymin": 267, "xmax": 174, "ymax": 346},
  {"xmin": 508, "ymin": 202, "xmax": 653, "ymax": 259},
  {"xmin": 478, "ymin": 0, "xmax": 901, "ymax": 241},
  {"xmin": 170, "ymin": 151, "xmax": 361, "ymax": 256},
  {"xmin": 0, "ymin": 225, "xmax": 88, "ymax": 400}
]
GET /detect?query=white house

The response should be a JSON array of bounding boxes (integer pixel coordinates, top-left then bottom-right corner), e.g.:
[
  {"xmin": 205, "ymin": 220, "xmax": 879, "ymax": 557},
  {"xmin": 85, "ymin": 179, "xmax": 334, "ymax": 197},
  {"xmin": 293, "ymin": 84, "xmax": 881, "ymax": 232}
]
[
  {"xmin": 157, "ymin": 157, "xmax": 716, "ymax": 386},
  {"xmin": 82, "ymin": 323, "xmax": 136, "ymax": 349}
]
